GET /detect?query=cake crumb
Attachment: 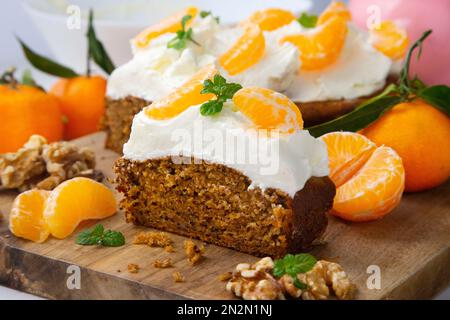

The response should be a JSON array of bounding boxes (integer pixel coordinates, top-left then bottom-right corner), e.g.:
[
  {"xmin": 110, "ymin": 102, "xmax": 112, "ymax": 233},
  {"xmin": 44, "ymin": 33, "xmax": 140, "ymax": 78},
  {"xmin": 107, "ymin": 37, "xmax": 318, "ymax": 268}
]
[
  {"xmin": 173, "ymin": 271, "xmax": 185, "ymax": 283},
  {"xmin": 127, "ymin": 263, "xmax": 139, "ymax": 274},
  {"xmin": 218, "ymin": 272, "xmax": 232, "ymax": 282},
  {"xmin": 164, "ymin": 245, "xmax": 175, "ymax": 253},
  {"xmin": 133, "ymin": 231, "xmax": 172, "ymax": 249},
  {"xmin": 153, "ymin": 258, "xmax": 173, "ymax": 268},
  {"xmin": 184, "ymin": 240, "xmax": 205, "ymax": 266}
]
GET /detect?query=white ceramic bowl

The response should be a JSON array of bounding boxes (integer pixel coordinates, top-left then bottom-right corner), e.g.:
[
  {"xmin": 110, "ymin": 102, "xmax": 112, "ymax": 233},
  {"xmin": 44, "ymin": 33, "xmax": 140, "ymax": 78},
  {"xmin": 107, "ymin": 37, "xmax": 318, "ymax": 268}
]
[{"xmin": 23, "ymin": 0, "xmax": 312, "ymax": 72}]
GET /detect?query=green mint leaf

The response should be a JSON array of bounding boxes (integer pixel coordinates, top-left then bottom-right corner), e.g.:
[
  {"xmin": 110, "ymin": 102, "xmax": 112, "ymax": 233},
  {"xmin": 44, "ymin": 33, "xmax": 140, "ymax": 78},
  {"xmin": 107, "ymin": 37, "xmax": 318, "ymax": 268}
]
[
  {"xmin": 181, "ymin": 14, "xmax": 193, "ymax": 30},
  {"xmin": 307, "ymin": 95, "xmax": 403, "ymax": 137},
  {"xmin": 200, "ymin": 10, "xmax": 220, "ymax": 23},
  {"xmin": 17, "ymin": 38, "xmax": 78, "ymax": 78},
  {"xmin": 294, "ymin": 277, "xmax": 308, "ymax": 290},
  {"xmin": 418, "ymin": 85, "xmax": 450, "ymax": 116},
  {"xmin": 220, "ymin": 83, "xmax": 243, "ymax": 101},
  {"xmin": 101, "ymin": 230, "xmax": 126, "ymax": 247},
  {"xmin": 167, "ymin": 15, "xmax": 198, "ymax": 50},
  {"xmin": 87, "ymin": 10, "xmax": 116, "ymax": 75},
  {"xmin": 273, "ymin": 254, "xmax": 317, "ymax": 278},
  {"xmin": 298, "ymin": 13, "xmax": 318, "ymax": 28},
  {"xmin": 200, "ymin": 100, "xmax": 223, "ymax": 116},
  {"xmin": 76, "ymin": 224, "xmax": 125, "ymax": 247}
]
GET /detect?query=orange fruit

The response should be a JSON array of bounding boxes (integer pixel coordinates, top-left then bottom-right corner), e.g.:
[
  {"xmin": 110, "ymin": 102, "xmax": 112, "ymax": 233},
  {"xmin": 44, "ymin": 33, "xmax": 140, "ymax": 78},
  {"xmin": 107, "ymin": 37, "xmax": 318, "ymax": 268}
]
[
  {"xmin": 43, "ymin": 178, "xmax": 117, "ymax": 239},
  {"xmin": 9, "ymin": 190, "xmax": 51, "ymax": 243},
  {"xmin": 134, "ymin": 7, "xmax": 198, "ymax": 48},
  {"xmin": 0, "ymin": 84, "xmax": 63, "ymax": 153},
  {"xmin": 320, "ymin": 132, "xmax": 405, "ymax": 222},
  {"xmin": 361, "ymin": 100, "xmax": 450, "ymax": 192},
  {"xmin": 369, "ymin": 21, "xmax": 409, "ymax": 60},
  {"xmin": 246, "ymin": 8, "xmax": 296, "ymax": 31},
  {"xmin": 281, "ymin": 16, "xmax": 348, "ymax": 71},
  {"xmin": 145, "ymin": 64, "xmax": 217, "ymax": 119},
  {"xmin": 219, "ymin": 23, "xmax": 265, "ymax": 76},
  {"xmin": 232, "ymin": 87, "xmax": 303, "ymax": 134},
  {"xmin": 317, "ymin": 1, "xmax": 352, "ymax": 25},
  {"xmin": 50, "ymin": 75, "xmax": 107, "ymax": 140}
]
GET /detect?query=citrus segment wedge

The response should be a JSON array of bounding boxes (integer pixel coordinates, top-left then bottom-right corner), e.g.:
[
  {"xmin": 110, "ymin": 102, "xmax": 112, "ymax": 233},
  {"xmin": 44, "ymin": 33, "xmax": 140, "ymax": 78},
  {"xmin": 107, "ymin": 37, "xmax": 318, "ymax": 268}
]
[
  {"xmin": 320, "ymin": 132, "xmax": 405, "ymax": 222},
  {"xmin": 281, "ymin": 16, "xmax": 348, "ymax": 70},
  {"xmin": 232, "ymin": 87, "xmax": 303, "ymax": 134},
  {"xmin": 246, "ymin": 8, "xmax": 296, "ymax": 31},
  {"xmin": 145, "ymin": 64, "xmax": 217, "ymax": 119},
  {"xmin": 43, "ymin": 178, "xmax": 117, "ymax": 239},
  {"xmin": 369, "ymin": 21, "xmax": 409, "ymax": 60},
  {"xmin": 219, "ymin": 24, "xmax": 265, "ymax": 76},
  {"xmin": 134, "ymin": 7, "xmax": 198, "ymax": 48},
  {"xmin": 317, "ymin": 1, "xmax": 352, "ymax": 25},
  {"xmin": 9, "ymin": 190, "xmax": 51, "ymax": 243}
]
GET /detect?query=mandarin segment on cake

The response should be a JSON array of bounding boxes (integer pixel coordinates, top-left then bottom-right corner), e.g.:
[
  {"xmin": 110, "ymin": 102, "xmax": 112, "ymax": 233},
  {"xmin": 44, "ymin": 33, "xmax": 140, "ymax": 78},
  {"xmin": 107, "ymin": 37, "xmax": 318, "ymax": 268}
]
[
  {"xmin": 246, "ymin": 8, "xmax": 296, "ymax": 31},
  {"xmin": 369, "ymin": 21, "xmax": 409, "ymax": 60}
]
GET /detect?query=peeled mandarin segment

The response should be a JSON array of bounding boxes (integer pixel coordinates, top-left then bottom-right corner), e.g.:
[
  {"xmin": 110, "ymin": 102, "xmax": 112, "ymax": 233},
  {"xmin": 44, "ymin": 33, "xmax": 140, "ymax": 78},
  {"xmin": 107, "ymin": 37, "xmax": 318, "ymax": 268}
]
[
  {"xmin": 232, "ymin": 87, "xmax": 303, "ymax": 134},
  {"xmin": 281, "ymin": 16, "xmax": 348, "ymax": 71},
  {"xmin": 333, "ymin": 146, "xmax": 405, "ymax": 222},
  {"xmin": 317, "ymin": 1, "xmax": 352, "ymax": 25},
  {"xmin": 246, "ymin": 8, "xmax": 296, "ymax": 31},
  {"xmin": 320, "ymin": 132, "xmax": 376, "ymax": 186},
  {"xmin": 145, "ymin": 64, "xmax": 217, "ymax": 120},
  {"xmin": 134, "ymin": 7, "xmax": 198, "ymax": 48},
  {"xmin": 369, "ymin": 21, "xmax": 409, "ymax": 60},
  {"xmin": 9, "ymin": 190, "xmax": 51, "ymax": 243},
  {"xmin": 219, "ymin": 24, "xmax": 265, "ymax": 76},
  {"xmin": 43, "ymin": 178, "xmax": 117, "ymax": 239}
]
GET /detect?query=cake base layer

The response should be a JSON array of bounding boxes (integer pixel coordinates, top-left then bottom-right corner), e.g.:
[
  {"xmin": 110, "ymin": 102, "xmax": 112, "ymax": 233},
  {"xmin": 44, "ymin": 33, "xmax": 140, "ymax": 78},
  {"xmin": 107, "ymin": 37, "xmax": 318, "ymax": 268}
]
[
  {"xmin": 102, "ymin": 96, "xmax": 150, "ymax": 154},
  {"xmin": 114, "ymin": 157, "xmax": 335, "ymax": 258}
]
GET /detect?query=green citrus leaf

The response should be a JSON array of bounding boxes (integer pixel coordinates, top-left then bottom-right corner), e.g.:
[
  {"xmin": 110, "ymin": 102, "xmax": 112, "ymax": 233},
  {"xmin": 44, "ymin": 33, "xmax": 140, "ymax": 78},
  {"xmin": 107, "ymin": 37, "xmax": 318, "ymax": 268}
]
[
  {"xmin": 307, "ymin": 96, "xmax": 403, "ymax": 137},
  {"xmin": 87, "ymin": 10, "xmax": 116, "ymax": 75},
  {"xmin": 298, "ymin": 13, "xmax": 318, "ymax": 28},
  {"xmin": 17, "ymin": 38, "xmax": 78, "ymax": 78},
  {"xmin": 417, "ymin": 85, "xmax": 450, "ymax": 116}
]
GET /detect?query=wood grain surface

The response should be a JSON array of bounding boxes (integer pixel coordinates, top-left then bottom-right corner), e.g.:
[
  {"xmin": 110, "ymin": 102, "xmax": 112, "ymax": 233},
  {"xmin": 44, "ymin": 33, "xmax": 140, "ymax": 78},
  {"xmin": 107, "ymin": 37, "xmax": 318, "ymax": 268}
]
[{"xmin": 0, "ymin": 132, "xmax": 449, "ymax": 300}]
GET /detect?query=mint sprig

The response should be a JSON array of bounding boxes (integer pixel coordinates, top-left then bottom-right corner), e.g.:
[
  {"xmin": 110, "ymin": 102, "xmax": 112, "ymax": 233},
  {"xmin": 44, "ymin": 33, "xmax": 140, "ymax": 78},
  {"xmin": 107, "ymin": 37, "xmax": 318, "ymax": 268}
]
[
  {"xmin": 200, "ymin": 74, "xmax": 242, "ymax": 116},
  {"xmin": 76, "ymin": 224, "xmax": 125, "ymax": 247},
  {"xmin": 298, "ymin": 13, "xmax": 318, "ymax": 28},
  {"xmin": 307, "ymin": 29, "xmax": 450, "ymax": 137},
  {"xmin": 167, "ymin": 15, "xmax": 200, "ymax": 50},
  {"xmin": 200, "ymin": 10, "xmax": 220, "ymax": 23},
  {"xmin": 273, "ymin": 253, "xmax": 317, "ymax": 289}
]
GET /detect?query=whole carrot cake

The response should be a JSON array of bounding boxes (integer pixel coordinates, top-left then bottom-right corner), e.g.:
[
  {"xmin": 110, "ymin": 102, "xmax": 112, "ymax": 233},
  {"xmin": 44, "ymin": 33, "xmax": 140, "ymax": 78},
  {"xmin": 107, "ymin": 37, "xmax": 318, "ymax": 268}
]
[{"xmin": 114, "ymin": 68, "xmax": 335, "ymax": 257}]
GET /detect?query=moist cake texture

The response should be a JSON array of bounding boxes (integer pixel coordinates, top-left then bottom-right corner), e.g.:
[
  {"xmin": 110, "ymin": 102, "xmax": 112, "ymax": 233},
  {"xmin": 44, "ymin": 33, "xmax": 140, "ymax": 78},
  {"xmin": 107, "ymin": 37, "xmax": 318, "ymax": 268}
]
[{"xmin": 115, "ymin": 157, "xmax": 335, "ymax": 258}]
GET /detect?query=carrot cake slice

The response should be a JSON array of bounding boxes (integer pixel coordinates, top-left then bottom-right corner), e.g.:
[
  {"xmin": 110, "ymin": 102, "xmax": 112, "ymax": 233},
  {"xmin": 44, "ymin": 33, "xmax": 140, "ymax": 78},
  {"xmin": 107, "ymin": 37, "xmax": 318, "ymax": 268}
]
[{"xmin": 114, "ymin": 69, "xmax": 335, "ymax": 258}]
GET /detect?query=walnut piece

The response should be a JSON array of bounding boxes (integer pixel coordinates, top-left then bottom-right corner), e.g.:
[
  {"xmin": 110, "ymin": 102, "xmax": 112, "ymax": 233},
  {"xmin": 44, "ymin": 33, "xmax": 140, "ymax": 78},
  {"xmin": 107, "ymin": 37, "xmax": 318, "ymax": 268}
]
[
  {"xmin": 226, "ymin": 257, "xmax": 285, "ymax": 300},
  {"xmin": 153, "ymin": 258, "xmax": 173, "ymax": 268},
  {"xmin": 0, "ymin": 135, "xmax": 103, "ymax": 191},
  {"xmin": 226, "ymin": 257, "xmax": 355, "ymax": 300},
  {"xmin": 184, "ymin": 240, "xmax": 205, "ymax": 265}
]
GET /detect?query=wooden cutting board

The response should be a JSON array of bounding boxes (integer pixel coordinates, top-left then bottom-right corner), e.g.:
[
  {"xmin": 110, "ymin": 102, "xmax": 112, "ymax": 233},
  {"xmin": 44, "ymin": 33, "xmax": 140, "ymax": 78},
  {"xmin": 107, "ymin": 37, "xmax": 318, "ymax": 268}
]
[{"xmin": 0, "ymin": 132, "xmax": 449, "ymax": 300}]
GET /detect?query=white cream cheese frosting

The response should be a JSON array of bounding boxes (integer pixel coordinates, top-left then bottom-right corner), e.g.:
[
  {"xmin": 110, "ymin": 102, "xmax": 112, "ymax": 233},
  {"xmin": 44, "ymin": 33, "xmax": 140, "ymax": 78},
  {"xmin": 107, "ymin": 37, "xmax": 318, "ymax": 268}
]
[
  {"xmin": 266, "ymin": 21, "xmax": 393, "ymax": 102},
  {"xmin": 123, "ymin": 103, "xmax": 329, "ymax": 197}
]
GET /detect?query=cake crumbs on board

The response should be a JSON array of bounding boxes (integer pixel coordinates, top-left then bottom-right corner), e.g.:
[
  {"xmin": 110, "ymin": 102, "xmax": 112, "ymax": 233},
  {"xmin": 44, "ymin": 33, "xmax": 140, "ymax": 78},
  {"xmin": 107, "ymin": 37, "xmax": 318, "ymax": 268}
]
[
  {"xmin": 153, "ymin": 258, "xmax": 173, "ymax": 268},
  {"xmin": 133, "ymin": 231, "xmax": 173, "ymax": 251},
  {"xmin": 127, "ymin": 263, "xmax": 140, "ymax": 274},
  {"xmin": 184, "ymin": 240, "xmax": 205, "ymax": 266},
  {"xmin": 173, "ymin": 271, "xmax": 185, "ymax": 283}
]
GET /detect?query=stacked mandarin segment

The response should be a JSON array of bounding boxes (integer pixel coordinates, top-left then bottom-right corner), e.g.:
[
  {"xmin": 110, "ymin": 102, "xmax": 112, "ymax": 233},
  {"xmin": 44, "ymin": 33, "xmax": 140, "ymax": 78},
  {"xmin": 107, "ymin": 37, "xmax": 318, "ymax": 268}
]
[
  {"xmin": 246, "ymin": 8, "xmax": 296, "ymax": 31},
  {"xmin": 9, "ymin": 178, "xmax": 117, "ymax": 242},
  {"xmin": 320, "ymin": 132, "xmax": 405, "ymax": 222},
  {"xmin": 369, "ymin": 21, "xmax": 409, "ymax": 60}
]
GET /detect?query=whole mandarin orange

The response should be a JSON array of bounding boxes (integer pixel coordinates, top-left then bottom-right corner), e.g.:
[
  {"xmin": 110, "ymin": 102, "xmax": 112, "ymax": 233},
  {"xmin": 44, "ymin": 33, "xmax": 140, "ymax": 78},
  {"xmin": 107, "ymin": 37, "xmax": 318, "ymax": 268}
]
[
  {"xmin": 0, "ymin": 84, "xmax": 63, "ymax": 153},
  {"xmin": 361, "ymin": 100, "xmax": 450, "ymax": 192},
  {"xmin": 50, "ymin": 75, "xmax": 106, "ymax": 140}
]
